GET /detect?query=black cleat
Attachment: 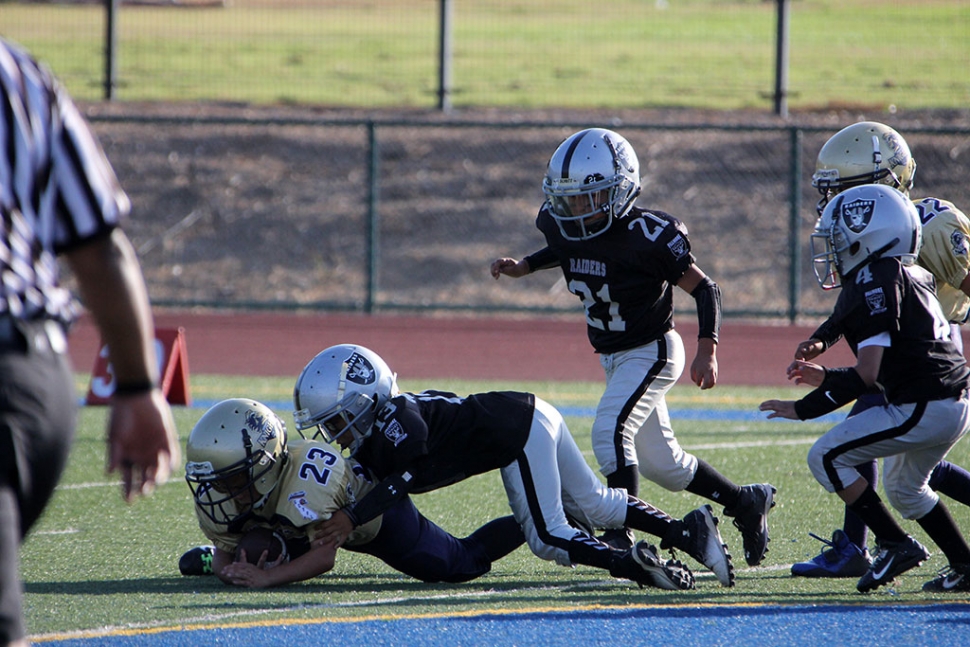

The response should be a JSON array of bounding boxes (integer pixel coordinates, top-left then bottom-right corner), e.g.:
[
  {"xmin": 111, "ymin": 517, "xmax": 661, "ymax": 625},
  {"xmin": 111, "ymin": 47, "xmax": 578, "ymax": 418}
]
[
  {"xmin": 724, "ymin": 483, "xmax": 776, "ymax": 566},
  {"xmin": 672, "ymin": 505, "xmax": 735, "ymax": 587},
  {"xmin": 857, "ymin": 536, "xmax": 929, "ymax": 593}
]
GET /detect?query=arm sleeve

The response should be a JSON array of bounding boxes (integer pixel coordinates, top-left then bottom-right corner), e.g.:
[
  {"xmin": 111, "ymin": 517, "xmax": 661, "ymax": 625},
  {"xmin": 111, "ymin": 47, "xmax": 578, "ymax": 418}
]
[
  {"xmin": 793, "ymin": 367, "xmax": 868, "ymax": 420},
  {"xmin": 810, "ymin": 316, "xmax": 843, "ymax": 351},
  {"xmin": 690, "ymin": 276, "xmax": 721, "ymax": 342},
  {"xmin": 523, "ymin": 247, "xmax": 559, "ymax": 273},
  {"xmin": 347, "ymin": 470, "xmax": 415, "ymax": 526}
]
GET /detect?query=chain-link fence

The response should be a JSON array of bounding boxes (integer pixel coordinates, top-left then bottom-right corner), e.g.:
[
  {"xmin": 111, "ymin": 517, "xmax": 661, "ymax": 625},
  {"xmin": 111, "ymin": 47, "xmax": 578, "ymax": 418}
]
[
  {"xmin": 5, "ymin": 1, "xmax": 969, "ymax": 111},
  {"xmin": 85, "ymin": 114, "xmax": 970, "ymax": 322}
]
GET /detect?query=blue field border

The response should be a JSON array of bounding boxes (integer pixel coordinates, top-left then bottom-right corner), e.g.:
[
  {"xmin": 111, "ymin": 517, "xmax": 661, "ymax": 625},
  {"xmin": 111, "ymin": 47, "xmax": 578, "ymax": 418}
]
[
  {"xmin": 163, "ymin": 398, "xmax": 845, "ymax": 425},
  {"xmin": 35, "ymin": 601, "xmax": 970, "ymax": 646}
]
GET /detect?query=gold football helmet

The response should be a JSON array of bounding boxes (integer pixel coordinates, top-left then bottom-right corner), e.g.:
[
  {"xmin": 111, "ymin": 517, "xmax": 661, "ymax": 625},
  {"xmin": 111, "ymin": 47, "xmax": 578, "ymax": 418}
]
[
  {"xmin": 812, "ymin": 121, "xmax": 917, "ymax": 215},
  {"xmin": 184, "ymin": 398, "xmax": 288, "ymax": 526}
]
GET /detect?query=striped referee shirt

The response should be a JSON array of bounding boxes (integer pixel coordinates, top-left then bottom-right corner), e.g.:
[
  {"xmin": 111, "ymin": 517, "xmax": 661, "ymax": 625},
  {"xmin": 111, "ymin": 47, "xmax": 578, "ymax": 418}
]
[{"xmin": 0, "ymin": 37, "xmax": 129, "ymax": 323}]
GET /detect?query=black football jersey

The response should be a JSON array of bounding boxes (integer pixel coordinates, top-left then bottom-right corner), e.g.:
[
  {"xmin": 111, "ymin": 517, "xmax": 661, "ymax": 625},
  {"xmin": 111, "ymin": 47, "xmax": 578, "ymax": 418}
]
[
  {"xmin": 830, "ymin": 257, "xmax": 970, "ymax": 403},
  {"xmin": 353, "ymin": 390, "xmax": 535, "ymax": 492},
  {"xmin": 536, "ymin": 205, "xmax": 696, "ymax": 354}
]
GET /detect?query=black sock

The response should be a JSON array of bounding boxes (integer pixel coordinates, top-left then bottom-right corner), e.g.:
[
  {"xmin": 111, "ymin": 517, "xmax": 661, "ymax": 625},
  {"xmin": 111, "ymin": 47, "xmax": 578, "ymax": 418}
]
[
  {"xmin": 843, "ymin": 461, "xmax": 877, "ymax": 548},
  {"xmin": 847, "ymin": 487, "xmax": 907, "ymax": 544},
  {"xmin": 565, "ymin": 532, "xmax": 614, "ymax": 569},
  {"xmin": 685, "ymin": 459, "xmax": 741, "ymax": 508},
  {"xmin": 624, "ymin": 495, "xmax": 674, "ymax": 539},
  {"xmin": 467, "ymin": 515, "xmax": 525, "ymax": 562},
  {"xmin": 916, "ymin": 501, "xmax": 970, "ymax": 566},
  {"xmin": 929, "ymin": 461, "xmax": 970, "ymax": 508},
  {"xmin": 607, "ymin": 464, "xmax": 640, "ymax": 499}
]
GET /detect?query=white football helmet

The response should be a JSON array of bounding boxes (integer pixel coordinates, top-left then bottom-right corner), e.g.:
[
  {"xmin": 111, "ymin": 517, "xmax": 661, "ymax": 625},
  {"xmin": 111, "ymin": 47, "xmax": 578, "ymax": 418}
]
[
  {"xmin": 184, "ymin": 399, "xmax": 288, "ymax": 527},
  {"xmin": 811, "ymin": 184, "xmax": 921, "ymax": 290},
  {"xmin": 542, "ymin": 128, "xmax": 641, "ymax": 241},
  {"xmin": 812, "ymin": 121, "xmax": 917, "ymax": 215},
  {"xmin": 292, "ymin": 344, "xmax": 398, "ymax": 454}
]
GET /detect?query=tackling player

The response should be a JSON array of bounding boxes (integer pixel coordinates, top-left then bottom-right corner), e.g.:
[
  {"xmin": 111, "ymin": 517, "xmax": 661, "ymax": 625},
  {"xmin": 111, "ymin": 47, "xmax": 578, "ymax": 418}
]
[
  {"xmin": 789, "ymin": 122, "xmax": 970, "ymax": 590},
  {"xmin": 489, "ymin": 128, "xmax": 776, "ymax": 567},
  {"xmin": 296, "ymin": 344, "xmax": 737, "ymax": 591},
  {"xmin": 181, "ymin": 398, "xmax": 524, "ymax": 588},
  {"xmin": 760, "ymin": 184, "xmax": 970, "ymax": 593}
]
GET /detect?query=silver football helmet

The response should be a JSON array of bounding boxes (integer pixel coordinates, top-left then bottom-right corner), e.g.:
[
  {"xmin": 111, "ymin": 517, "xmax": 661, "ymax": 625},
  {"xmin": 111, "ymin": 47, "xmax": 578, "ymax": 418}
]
[
  {"xmin": 292, "ymin": 344, "xmax": 398, "ymax": 454},
  {"xmin": 812, "ymin": 121, "xmax": 917, "ymax": 215},
  {"xmin": 542, "ymin": 128, "xmax": 641, "ymax": 241},
  {"xmin": 184, "ymin": 398, "xmax": 288, "ymax": 527},
  {"xmin": 811, "ymin": 184, "xmax": 921, "ymax": 290}
]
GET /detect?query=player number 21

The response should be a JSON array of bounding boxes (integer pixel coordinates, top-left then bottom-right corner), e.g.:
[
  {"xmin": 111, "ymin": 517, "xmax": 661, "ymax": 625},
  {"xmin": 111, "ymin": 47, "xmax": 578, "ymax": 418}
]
[{"xmin": 568, "ymin": 280, "xmax": 626, "ymax": 331}]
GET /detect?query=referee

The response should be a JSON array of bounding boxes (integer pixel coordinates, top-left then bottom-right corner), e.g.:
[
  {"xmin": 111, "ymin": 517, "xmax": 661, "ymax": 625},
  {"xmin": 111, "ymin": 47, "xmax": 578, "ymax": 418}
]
[{"xmin": 0, "ymin": 38, "xmax": 180, "ymax": 646}]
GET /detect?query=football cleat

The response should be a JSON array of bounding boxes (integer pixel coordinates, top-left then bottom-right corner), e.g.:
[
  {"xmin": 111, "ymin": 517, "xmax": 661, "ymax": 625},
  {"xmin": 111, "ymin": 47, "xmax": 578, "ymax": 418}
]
[
  {"xmin": 629, "ymin": 541, "xmax": 695, "ymax": 591},
  {"xmin": 724, "ymin": 483, "xmax": 776, "ymax": 566},
  {"xmin": 598, "ymin": 527, "xmax": 636, "ymax": 551},
  {"xmin": 791, "ymin": 530, "xmax": 871, "ymax": 578},
  {"xmin": 179, "ymin": 545, "xmax": 215, "ymax": 576},
  {"xmin": 667, "ymin": 505, "xmax": 735, "ymax": 587},
  {"xmin": 922, "ymin": 564, "xmax": 970, "ymax": 593},
  {"xmin": 857, "ymin": 535, "xmax": 929, "ymax": 593}
]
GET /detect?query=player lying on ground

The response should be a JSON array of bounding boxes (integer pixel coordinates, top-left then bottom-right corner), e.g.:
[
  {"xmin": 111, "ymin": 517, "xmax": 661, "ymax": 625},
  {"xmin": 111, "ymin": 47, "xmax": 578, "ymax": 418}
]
[
  {"xmin": 292, "ymin": 344, "xmax": 735, "ymax": 590},
  {"xmin": 180, "ymin": 398, "xmax": 524, "ymax": 588}
]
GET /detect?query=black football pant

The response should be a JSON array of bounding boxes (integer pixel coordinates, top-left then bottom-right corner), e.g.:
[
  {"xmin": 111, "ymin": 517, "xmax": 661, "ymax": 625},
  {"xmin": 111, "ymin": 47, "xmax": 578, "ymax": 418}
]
[{"xmin": 0, "ymin": 319, "xmax": 76, "ymax": 643}]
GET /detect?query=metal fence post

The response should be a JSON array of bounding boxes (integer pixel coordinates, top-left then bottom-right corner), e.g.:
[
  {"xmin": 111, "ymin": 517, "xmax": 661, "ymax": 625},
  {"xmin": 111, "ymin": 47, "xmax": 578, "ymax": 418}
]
[
  {"xmin": 787, "ymin": 127, "xmax": 802, "ymax": 322},
  {"xmin": 366, "ymin": 121, "xmax": 379, "ymax": 313},
  {"xmin": 104, "ymin": 0, "xmax": 118, "ymax": 100},
  {"xmin": 438, "ymin": 0, "xmax": 453, "ymax": 113}
]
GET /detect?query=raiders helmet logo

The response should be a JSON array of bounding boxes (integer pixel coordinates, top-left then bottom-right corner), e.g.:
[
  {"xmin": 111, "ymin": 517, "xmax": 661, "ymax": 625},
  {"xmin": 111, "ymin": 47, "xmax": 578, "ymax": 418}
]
[
  {"xmin": 840, "ymin": 198, "xmax": 876, "ymax": 234},
  {"xmin": 343, "ymin": 352, "xmax": 376, "ymax": 385}
]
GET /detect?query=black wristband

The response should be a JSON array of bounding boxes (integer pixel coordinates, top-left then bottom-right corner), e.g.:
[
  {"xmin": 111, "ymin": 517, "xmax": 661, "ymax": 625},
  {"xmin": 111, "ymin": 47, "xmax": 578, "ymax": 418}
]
[
  {"xmin": 113, "ymin": 380, "xmax": 157, "ymax": 396},
  {"xmin": 793, "ymin": 367, "xmax": 868, "ymax": 420}
]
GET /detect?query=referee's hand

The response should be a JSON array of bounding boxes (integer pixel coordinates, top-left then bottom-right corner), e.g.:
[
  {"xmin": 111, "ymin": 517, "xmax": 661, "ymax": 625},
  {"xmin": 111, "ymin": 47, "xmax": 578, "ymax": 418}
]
[{"xmin": 106, "ymin": 389, "xmax": 181, "ymax": 502}]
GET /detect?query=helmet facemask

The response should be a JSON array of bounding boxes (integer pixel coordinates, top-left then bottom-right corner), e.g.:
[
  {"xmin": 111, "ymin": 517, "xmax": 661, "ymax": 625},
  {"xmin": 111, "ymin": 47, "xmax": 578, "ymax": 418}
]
[{"xmin": 296, "ymin": 390, "xmax": 378, "ymax": 454}]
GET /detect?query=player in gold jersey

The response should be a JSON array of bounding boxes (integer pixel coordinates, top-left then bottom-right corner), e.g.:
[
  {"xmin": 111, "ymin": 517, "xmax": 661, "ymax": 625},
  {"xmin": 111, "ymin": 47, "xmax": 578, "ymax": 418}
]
[{"xmin": 182, "ymin": 399, "xmax": 522, "ymax": 588}]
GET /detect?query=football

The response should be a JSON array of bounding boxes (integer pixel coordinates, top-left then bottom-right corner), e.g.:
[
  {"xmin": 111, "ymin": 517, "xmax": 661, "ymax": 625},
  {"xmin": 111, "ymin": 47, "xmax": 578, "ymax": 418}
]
[{"xmin": 235, "ymin": 526, "xmax": 287, "ymax": 565}]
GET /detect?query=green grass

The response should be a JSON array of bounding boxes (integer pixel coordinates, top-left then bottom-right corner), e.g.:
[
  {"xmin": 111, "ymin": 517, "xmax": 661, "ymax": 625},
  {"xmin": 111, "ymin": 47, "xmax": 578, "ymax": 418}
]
[
  {"xmin": 2, "ymin": 0, "xmax": 968, "ymax": 110},
  {"xmin": 21, "ymin": 375, "xmax": 970, "ymax": 641}
]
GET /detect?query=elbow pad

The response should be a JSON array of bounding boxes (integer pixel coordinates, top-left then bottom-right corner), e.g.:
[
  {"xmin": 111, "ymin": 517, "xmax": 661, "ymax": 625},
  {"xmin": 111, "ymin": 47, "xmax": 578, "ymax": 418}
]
[
  {"xmin": 794, "ymin": 367, "xmax": 868, "ymax": 420},
  {"xmin": 691, "ymin": 277, "xmax": 721, "ymax": 343}
]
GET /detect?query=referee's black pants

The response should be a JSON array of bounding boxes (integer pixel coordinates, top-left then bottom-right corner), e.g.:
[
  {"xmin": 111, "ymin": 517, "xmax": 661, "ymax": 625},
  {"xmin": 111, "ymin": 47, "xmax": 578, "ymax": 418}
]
[{"xmin": 0, "ymin": 318, "xmax": 76, "ymax": 643}]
